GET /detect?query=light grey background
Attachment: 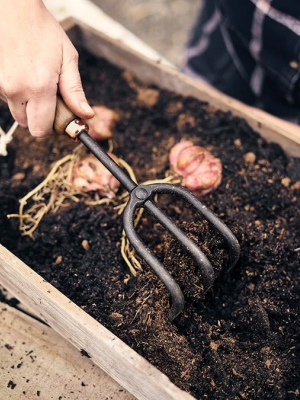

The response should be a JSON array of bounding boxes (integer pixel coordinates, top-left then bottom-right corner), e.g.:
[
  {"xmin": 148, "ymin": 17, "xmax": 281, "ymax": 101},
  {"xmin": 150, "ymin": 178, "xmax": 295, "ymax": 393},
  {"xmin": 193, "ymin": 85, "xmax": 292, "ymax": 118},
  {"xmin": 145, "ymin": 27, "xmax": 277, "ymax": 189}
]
[{"xmin": 90, "ymin": 0, "xmax": 202, "ymax": 66}]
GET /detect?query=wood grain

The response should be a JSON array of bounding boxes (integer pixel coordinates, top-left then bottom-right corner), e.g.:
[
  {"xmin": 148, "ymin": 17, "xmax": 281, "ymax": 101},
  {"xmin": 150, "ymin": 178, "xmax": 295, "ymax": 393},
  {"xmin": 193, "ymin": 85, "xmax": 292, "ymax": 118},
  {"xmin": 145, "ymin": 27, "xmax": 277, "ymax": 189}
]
[
  {"xmin": 0, "ymin": 245, "xmax": 195, "ymax": 400},
  {"xmin": 0, "ymin": 302, "xmax": 134, "ymax": 400},
  {"xmin": 75, "ymin": 18, "xmax": 300, "ymax": 157},
  {"xmin": 54, "ymin": 96, "xmax": 77, "ymax": 135}
]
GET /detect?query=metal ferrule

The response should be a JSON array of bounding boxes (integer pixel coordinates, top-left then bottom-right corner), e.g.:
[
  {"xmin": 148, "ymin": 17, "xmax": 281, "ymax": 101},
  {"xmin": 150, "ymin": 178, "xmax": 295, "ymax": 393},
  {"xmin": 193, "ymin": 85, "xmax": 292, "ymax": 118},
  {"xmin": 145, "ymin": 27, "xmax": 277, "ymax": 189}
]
[{"xmin": 65, "ymin": 118, "xmax": 89, "ymax": 141}]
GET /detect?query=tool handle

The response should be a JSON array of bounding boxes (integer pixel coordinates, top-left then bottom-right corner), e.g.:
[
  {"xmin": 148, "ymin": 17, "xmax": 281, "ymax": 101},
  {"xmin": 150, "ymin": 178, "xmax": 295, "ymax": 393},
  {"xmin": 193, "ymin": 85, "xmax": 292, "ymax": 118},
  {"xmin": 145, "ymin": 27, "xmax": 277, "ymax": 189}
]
[
  {"xmin": 54, "ymin": 96, "xmax": 78, "ymax": 135},
  {"xmin": 53, "ymin": 96, "xmax": 137, "ymax": 191}
]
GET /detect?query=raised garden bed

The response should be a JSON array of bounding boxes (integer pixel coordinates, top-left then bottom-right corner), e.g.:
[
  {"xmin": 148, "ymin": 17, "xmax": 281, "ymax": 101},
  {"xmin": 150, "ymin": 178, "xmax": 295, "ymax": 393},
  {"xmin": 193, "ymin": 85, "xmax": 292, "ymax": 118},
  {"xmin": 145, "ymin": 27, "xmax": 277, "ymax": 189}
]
[{"xmin": 0, "ymin": 21, "xmax": 300, "ymax": 400}]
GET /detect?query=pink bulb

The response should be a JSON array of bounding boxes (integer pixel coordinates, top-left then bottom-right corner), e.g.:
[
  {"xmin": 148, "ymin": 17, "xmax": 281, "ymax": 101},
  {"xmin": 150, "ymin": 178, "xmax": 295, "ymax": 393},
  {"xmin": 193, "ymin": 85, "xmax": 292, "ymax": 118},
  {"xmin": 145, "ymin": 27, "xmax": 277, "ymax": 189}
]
[
  {"xmin": 176, "ymin": 146, "xmax": 206, "ymax": 176},
  {"xmin": 88, "ymin": 106, "xmax": 119, "ymax": 141},
  {"xmin": 169, "ymin": 141, "xmax": 222, "ymax": 197},
  {"xmin": 71, "ymin": 153, "xmax": 120, "ymax": 198},
  {"xmin": 184, "ymin": 165, "xmax": 222, "ymax": 196},
  {"xmin": 169, "ymin": 141, "xmax": 193, "ymax": 173}
]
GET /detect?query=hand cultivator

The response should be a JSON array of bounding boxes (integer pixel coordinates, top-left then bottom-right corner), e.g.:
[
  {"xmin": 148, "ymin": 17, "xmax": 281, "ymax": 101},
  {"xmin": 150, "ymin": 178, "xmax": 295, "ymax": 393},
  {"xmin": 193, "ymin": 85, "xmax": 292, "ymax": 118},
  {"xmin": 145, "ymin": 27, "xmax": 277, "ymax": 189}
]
[{"xmin": 54, "ymin": 97, "xmax": 240, "ymax": 321}]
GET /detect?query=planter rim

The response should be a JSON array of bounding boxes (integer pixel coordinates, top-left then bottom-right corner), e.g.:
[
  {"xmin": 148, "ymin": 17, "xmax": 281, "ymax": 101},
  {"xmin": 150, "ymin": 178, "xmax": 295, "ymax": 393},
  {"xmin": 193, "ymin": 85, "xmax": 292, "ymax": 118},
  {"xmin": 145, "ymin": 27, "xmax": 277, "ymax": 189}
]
[
  {"xmin": 45, "ymin": 0, "xmax": 300, "ymax": 157},
  {"xmin": 44, "ymin": 0, "xmax": 174, "ymax": 68}
]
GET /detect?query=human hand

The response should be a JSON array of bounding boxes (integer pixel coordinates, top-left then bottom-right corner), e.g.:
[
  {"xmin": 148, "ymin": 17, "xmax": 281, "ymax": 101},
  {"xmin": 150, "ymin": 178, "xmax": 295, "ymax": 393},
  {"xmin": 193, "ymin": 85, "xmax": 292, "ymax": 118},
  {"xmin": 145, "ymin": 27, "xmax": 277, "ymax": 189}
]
[{"xmin": 0, "ymin": 0, "xmax": 94, "ymax": 137}]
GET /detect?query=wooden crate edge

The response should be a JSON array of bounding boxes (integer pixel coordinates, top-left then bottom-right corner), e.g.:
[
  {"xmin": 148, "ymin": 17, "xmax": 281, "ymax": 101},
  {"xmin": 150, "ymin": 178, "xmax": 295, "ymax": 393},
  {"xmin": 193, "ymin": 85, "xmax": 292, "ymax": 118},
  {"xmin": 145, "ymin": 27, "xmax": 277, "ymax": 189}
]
[
  {"xmin": 73, "ymin": 18, "xmax": 300, "ymax": 157},
  {"xmin": 0, "ymin": 245, "xmax": 195, "ymax": 400}
]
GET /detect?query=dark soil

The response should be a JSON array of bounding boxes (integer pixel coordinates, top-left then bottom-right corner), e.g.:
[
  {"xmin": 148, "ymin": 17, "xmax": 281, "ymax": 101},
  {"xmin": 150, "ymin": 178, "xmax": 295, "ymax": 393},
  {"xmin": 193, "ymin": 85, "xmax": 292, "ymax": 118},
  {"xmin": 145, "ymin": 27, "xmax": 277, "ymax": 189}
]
[{"xmin": 0, "ymin": 48, "xmax": 300, "ymax": 400}]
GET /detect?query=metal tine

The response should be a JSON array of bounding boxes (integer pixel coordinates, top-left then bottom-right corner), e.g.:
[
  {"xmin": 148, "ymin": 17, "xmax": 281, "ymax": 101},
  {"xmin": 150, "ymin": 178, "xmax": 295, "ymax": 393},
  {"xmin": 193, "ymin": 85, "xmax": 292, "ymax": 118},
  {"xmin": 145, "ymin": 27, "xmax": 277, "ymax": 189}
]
[
  {"xmin": 123, "ymin": 184, "xmax": 240, "ymax": 320},
  {"xmin": 55, "ymin": 99, "xmax": 240, "ymax": 321},
  {"xmin": 125, "ymin": 183, "xmax": 240, "ymax": 272},
  {"xmin": 147, "ymin": 184, "xmax": 241, "ymax": 271},
  {"xmin": 124, "ymin": 185, "xmax": 216, "ymax": 291},
  {"xmin": 124, "ymin": 189, "xmax": 217, "ymax": 321},
  {"xmin": 77, "ymin": 132, "xmax": 240, "ymax": 321},
  {"xmin": 123, "ymin": 215, "xmax": 185, "ymax": 321}
]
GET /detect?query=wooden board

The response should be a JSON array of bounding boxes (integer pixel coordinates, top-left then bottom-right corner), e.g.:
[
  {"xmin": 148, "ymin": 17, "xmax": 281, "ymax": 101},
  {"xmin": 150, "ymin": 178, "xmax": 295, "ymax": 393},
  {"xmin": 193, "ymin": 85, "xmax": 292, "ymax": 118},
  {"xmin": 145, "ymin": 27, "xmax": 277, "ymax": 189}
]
[
  {"xmin": 0, "ymin": 302, "xmax": 134, "ymax": 400},
  {"xmin": 73, "ymin": 18, "xmax": 300, "ymax": 158},
  {"xmin": 0, "ymin": 245, "xmax": 195, "ymax": 400}
]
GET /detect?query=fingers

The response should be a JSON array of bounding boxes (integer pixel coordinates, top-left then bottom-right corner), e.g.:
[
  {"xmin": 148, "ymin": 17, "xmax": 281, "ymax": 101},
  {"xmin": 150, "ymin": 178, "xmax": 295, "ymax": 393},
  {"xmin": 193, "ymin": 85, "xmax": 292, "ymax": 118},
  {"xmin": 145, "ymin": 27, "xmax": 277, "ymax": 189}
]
[
  {"xmin": 26, "ymin": 92, "xmax": 57, "ymax": 138},
  {"xmin": 7, "ymin": 99, "xmax": 28, "ymax": 128},
  {"xmin": 59, "ymin": 49, "xmax": 94, "ymax": 120},
  {"xmin": 0, "ymin": 42, "xmax": 92, "ymax": 137},
  {"xmin": 2, "ymin": 81, "xmax": 57, "ymax": 137},
  {"xmin": 1, "ymin": 75, "xmax": 58, "ymax": 137},
  {"xmin": 0, "ymin": 83, "xmax": 28, "ymax": 128}
]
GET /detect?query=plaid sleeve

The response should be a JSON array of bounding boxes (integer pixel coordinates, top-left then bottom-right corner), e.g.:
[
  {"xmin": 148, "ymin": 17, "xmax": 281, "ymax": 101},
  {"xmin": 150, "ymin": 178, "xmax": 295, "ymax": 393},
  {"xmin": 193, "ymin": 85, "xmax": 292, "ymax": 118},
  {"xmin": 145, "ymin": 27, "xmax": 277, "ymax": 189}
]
[{"xmin": 183, "ymin": 0, "xmax": 300, "ymax": 122}]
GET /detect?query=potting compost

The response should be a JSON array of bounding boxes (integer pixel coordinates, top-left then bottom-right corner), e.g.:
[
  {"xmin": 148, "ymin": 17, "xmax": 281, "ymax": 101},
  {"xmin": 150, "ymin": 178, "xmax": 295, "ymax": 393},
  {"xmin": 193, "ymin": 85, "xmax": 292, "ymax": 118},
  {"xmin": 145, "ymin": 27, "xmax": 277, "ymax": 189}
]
[{"xmin": 0, "ymin": 48, "xmax": 299, "ymax": 400}]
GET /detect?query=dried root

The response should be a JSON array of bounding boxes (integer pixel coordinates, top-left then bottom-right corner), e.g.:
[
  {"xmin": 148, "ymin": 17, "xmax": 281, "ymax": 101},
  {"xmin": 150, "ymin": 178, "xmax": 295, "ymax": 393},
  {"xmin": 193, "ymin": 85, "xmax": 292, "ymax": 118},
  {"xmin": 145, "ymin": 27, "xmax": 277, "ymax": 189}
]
[
  {"xmin": 0, "ymin": 121, "xmax": 18, "ymax": 156},
  {"xmin": 8, "ymin": 143, "xmax": 181, "ymax": 277},
  {"xmin": 7, "ymin": 145, "xmax": 113, "ymax": 237}
]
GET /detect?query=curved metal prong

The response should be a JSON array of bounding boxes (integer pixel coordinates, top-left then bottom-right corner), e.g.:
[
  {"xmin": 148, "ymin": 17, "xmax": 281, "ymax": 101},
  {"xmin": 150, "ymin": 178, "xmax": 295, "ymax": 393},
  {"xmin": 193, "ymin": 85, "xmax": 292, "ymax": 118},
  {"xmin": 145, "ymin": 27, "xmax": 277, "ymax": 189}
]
[
  {"xmin": 77, "ymin": 131, "xmax": 240, "ymax": 320},
  {"xmin": 140, "ymin": 184, "xmax": 240, "ymax": 271},
  {"xmin": 123, "ymin": 202, "xmax": 185, "ymax": 321},
  {"xmin": 123, "ymin": 185, "xmax": 218, "ymax": 320},
  {"xmin": 144, "ymin": 200, "xmax": 215, "ymax": 292},
  {"xmin": 124, "ymin": 183, "xmax": 240, "ymax": 320}
]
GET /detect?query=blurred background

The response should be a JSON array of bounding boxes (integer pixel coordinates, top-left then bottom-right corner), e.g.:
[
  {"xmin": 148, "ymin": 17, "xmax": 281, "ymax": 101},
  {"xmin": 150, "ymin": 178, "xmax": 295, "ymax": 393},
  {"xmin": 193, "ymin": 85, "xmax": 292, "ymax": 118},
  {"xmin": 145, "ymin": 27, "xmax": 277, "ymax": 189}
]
[{"xmin": 90, "ymin": 0, "xmax": 202, "ymax": 66}]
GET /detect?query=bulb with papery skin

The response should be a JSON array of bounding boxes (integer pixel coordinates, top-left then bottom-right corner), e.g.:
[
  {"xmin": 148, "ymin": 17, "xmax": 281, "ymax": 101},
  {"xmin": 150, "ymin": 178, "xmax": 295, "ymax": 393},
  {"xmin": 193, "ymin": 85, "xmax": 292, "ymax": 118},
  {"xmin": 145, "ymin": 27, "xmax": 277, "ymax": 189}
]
[
  {"xmin": 88, "ymin": 106, "xmax": 119, "ymax": 141},
  {"xmin": 72, "ymin": 153, "xmax": 120, "ymax": 198},
  {"xmin": 169, "ymin": 140, "xmax": 193, "ymax": 173},
  {"xmin": 169, "ymin": 141, "xmax": 222, "ymax": 197}
]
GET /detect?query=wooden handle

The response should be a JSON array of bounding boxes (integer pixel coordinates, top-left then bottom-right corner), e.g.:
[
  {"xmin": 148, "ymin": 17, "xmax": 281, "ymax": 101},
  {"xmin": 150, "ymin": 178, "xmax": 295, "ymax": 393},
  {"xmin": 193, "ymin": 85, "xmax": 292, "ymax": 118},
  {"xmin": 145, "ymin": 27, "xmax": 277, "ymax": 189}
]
[{"xmin": 54, "ymin": 96, "xmax": 77, "ymax": 135}]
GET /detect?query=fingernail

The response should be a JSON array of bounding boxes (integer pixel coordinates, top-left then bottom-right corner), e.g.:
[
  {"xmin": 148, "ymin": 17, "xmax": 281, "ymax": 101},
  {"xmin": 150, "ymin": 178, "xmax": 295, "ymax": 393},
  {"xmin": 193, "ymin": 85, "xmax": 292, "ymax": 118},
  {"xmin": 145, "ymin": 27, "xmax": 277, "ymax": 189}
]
[{"xmin": 80, "ymin": 101, "xmax": 94, "ymax": 115}]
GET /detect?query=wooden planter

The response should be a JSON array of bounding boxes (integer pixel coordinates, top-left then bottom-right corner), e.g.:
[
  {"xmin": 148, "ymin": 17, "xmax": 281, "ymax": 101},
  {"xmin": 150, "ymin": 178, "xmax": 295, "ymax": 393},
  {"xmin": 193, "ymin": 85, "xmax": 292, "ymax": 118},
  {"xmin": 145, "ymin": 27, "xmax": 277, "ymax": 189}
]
[{"xmin": 1, "ymin": 5, "xmax": 300, "ymax": 400}]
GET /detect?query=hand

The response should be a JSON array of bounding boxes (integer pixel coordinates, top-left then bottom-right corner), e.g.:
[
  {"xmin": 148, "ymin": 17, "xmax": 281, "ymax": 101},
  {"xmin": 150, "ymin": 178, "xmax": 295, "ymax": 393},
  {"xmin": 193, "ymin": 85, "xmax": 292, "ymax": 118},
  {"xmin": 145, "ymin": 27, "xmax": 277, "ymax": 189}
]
[{"xmin": 0, "ymin": 0, "xmax": 94, "ymax": 137}]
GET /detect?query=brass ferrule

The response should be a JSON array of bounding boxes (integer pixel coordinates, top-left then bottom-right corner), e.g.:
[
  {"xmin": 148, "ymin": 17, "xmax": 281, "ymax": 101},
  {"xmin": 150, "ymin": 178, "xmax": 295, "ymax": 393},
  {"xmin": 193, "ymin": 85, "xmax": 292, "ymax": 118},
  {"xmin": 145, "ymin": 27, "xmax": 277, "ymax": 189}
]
[{"xmin": 65, "ymin": 118, "xmax": 89, "ymax": 141}]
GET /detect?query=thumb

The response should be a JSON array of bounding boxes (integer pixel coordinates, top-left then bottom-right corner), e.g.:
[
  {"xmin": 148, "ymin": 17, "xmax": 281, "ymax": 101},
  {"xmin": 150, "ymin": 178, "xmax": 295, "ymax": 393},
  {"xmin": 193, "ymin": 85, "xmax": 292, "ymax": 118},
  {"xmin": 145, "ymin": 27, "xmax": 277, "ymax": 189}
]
[{"xmin": 58, "ymin": 51, "xmax": 94, "ymax": 120}]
